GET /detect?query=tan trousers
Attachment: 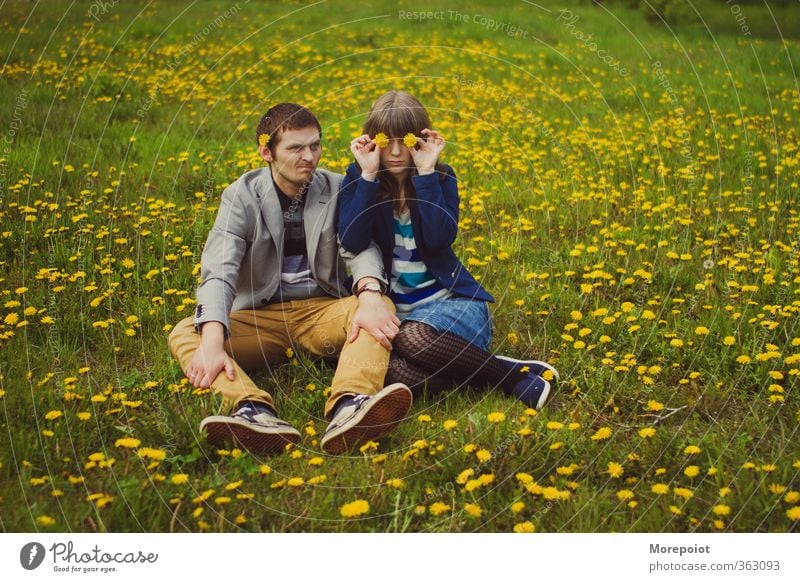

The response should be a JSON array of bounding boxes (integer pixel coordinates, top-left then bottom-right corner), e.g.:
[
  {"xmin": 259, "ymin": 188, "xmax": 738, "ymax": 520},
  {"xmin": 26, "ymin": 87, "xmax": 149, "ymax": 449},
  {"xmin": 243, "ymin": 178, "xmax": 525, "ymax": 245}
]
[{"xmin": 168, "ymin": 295, "xmax": 392, "ymax": 419}]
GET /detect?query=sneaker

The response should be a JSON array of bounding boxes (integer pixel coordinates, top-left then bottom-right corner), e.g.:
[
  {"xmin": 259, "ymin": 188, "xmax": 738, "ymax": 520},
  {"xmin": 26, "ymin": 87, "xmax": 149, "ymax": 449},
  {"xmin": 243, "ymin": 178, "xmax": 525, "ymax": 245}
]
[
  {"xmin": 199, "ymin": 402, "xmax": 300, "ymax": 456},
  {"xmin": 496, "ymin": 355, "xmax": 560, "ymax": 382},
  {"xmin": 511, "ymin": 374, "xmax": 552, "ymax": 410},
  {"xmin": 321, "ymin": 383, "xmax": 412, "ymax": 455}
]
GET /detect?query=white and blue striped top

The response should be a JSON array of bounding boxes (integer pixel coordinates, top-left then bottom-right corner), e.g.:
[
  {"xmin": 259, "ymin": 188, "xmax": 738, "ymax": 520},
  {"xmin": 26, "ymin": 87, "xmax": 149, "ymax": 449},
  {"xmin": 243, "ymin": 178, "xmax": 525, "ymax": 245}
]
[{"xmin": 389, "ymin": 210, "xmax": 452, "ymax": 313}]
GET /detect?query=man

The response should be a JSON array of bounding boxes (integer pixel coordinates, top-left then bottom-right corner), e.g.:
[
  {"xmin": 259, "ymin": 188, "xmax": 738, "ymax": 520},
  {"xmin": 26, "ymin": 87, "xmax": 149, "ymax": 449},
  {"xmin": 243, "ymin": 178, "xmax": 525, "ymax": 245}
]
[{"xmin": 168, "ymin": 103, "xmax": 412, "ymax": 456}]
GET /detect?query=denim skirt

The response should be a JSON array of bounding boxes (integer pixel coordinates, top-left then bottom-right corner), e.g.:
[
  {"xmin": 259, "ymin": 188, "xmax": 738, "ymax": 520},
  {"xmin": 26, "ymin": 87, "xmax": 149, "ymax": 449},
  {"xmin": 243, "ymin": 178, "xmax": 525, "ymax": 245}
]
[{"xmin": 398, "ymin": 297, "xmax": 493, "ymax": 351}]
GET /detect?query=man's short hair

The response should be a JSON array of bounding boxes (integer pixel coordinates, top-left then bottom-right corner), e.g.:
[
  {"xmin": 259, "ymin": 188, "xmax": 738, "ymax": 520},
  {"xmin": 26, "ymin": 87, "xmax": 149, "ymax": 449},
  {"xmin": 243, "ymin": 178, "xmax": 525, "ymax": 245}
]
[{"xmin": 255, "ymin": 103, "xmax": 322, "ymax": 150}]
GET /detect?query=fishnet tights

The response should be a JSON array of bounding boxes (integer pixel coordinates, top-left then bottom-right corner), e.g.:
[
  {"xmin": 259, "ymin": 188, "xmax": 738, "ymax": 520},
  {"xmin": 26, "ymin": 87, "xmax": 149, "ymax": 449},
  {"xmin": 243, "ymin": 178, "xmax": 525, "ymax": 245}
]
[{"xmin": 384, "ymin": 321, "xmax": 516, "ymax": 394}]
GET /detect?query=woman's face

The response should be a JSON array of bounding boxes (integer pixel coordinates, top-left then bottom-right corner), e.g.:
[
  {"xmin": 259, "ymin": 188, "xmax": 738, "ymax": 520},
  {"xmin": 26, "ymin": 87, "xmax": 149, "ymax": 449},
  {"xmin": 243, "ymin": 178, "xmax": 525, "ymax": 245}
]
[{"xmin": 379, "ymin": 136, "xmax": 413, "ymax": 178}]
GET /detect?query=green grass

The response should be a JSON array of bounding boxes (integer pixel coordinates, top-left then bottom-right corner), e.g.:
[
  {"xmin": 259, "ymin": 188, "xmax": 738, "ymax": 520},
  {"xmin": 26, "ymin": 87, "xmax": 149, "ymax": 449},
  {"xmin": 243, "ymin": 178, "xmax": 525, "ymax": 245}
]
[{"xmin": 0, "ymin": 0, "xmax": 798, "ymax": 532}]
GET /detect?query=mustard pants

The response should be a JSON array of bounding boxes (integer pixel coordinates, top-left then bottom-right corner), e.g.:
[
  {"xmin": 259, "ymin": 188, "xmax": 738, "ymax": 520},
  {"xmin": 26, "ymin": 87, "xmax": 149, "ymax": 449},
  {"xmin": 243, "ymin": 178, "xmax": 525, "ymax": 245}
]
[{"xmin": 168, "ymin": 295, "xmax": 392, "ymax": 419}]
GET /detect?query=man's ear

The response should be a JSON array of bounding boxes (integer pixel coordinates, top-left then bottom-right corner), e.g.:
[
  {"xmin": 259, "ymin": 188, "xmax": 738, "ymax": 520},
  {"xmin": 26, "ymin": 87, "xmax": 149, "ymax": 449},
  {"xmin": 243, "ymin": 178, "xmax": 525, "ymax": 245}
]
[{"xmin": 259, "ymin": 145, "xmax": 272, "ymax": 163}]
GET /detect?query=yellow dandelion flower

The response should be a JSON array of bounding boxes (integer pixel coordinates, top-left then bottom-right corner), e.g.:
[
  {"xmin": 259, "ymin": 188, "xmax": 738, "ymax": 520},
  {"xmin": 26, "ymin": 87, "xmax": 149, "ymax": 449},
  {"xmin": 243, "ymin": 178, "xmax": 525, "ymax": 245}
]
[
  {"xmin": 443, "ymin": 419, "xmax": 458, "ymax": 431},
  {"xmin": 511, "ymin": 501, "xmax": 525, "ymax": 514},
  {"xmin": 695, "ymin": 326, "xmax": 709, "ymax": 335},
  {"xmin": 464, "ymin": 503, "xmax": 482, "ymax": 518},
  {"xmin": 475, "ymin": 449, "xmax": 491, "ymax": 462},
  {"xmin": 402, "ymin": 133, "xmax": 417, "ymax": 148},
  {"xmin": 607, "ymin": 462, "xmax": 624, "ymax": 478},
  {"xmin": 429, "ymin": 502, "xmax": 451, "ymax": 516},
  {"xmin": 340, "ymin": 499, "xmax": 370, "ymax": 518},
  {"xmin": 786, "ymin": 506, "xmax": 800, "ymax": 521},
  {"xmin": 673, "ymin": 487, "xmax": 694, "ymax": 500},
  {"xmin": 684, "ymin": 445, "xmax": 701, "ymax": 455},
  {"xmin": 171, "ymin": 473, "xmax": 189, "ymax": 485},
  {"xmin": 651, "ymin": 483, "xmax": 670, "ymax": 495},
  {"xmin": 37, "ymin": 515, "xmax": 56, "ymax": 526},
  {"xmin": 616, "ymin": 489, "xmax": 635, "ymax": 501},
  {"xmin": 590, "ymin": 427, "xmax": 612, "ymax": 440},
  {"xmin": 373, "ymin": 133, "xmax": 389, "ymax": 148},
  {"xmin": 684, "ymin": 465, "xmax": 700, "ymax": 478},
  {"xmin": 712, "ymin": 504, "xmax": 731, "ymax": 516},
  {"xmin": 287, "ymin": 477, "xmax": 304, "ymax": 487},
  {"xmin": 114, "ymin": 437, "xmax": 141, "ymax": 449},
  {"xmin": 44, "ymin": 410, "xmax": 63, "ymax": 421},
  {"xmin": 723, "ymin": 336, "xmax": 736, "ymax": 346},
  {"xmin": 639, "ymin": 427, "xmax": 657, "ymax": 438},
  {"xmin": 487, "ymin": 412, "xmax": 506, "ymax": 423},
  {"xmin": 258, "ymin": 133, "xmax": 270, "ymax": 147},
  {"xmin": 646, "ymin": 400, "xmax": 664, "ymax": 412},
  {"xmin": 513, "ymin": 521, "xmax": 536, "ymax": 533},
  {"xmin": 784, "ymin": 492, "xmax": 800, "ymax": 504}
]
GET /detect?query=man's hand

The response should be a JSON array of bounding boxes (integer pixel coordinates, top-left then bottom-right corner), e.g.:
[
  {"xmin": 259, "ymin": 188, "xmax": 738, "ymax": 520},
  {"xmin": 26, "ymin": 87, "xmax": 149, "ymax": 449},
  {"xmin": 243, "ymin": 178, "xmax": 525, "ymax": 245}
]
[
  {"xmin": 185, "ymin": 322, "xmax": 235, "ymax": 388},
  {"xmin": 348, "ymin": 292, "xmax": 400, "ymax": 351}
]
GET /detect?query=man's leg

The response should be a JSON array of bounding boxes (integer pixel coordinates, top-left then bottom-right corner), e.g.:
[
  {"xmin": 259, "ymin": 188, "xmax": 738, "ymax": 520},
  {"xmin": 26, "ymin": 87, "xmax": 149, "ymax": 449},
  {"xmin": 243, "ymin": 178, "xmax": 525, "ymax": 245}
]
[
  {"xmin": 169, "ymin": 309, "xmax": 291, "ymax": 411},
  {"xmin": 290, "ymin": 295, "xmax": 393, "ymax": 417},
  {"xmin": 291, "ymin": 296, "xmax": 412, "ymax": 454}
]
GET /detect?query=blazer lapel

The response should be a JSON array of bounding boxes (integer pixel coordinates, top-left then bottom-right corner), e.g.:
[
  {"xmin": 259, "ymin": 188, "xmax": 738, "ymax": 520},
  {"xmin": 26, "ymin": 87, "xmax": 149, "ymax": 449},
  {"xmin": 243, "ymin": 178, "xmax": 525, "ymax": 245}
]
[
  {"xmin": 303, "ymin": 171, "xmax": 330, "ymax": 270},
  {"xmin": 256, "ymin": 169, "xmax": 284, "ymax": 255}
]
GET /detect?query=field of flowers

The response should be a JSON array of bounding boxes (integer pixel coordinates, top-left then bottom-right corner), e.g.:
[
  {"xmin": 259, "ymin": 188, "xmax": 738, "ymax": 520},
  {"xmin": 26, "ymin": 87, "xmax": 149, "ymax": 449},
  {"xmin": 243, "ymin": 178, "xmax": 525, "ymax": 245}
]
[{"xmin": 0, "ymin": 0, "xmax": 798, "ymax": 532}]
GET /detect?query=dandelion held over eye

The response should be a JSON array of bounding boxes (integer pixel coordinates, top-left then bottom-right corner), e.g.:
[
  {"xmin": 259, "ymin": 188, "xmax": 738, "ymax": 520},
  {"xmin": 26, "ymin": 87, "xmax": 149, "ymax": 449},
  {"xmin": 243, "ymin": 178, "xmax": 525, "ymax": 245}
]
[
  {"xmin": 403, "ymin": 133, "xmax": 418, "ymax": 148},
  {"xmin": 373, "ymin": 132, "xmax": 389, "ymax": 148}
]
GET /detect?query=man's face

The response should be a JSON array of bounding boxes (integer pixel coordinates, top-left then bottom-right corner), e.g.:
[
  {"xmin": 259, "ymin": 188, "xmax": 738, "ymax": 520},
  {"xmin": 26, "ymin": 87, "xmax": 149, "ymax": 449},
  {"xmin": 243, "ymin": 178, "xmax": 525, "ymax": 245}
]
[{"xmin": 260, "ymin": 126, "xmax": 322, "ymax": 188}]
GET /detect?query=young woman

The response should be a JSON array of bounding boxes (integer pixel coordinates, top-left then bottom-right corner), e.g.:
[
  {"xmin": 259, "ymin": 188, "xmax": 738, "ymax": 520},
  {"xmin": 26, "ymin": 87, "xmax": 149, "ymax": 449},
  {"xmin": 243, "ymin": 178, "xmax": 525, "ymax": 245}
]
[{"xmin": 338, "ymin": 91, "xmax": 558, "ymax": 409}]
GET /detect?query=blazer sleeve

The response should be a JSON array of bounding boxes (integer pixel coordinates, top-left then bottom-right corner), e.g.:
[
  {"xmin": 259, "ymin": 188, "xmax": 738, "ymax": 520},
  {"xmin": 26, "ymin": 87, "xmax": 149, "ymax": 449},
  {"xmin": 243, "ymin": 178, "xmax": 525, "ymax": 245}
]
[
  {"xmin": 194, "ymin": 183, "xmax": 250, "ymax": 337},
  {"xmin": 411, "ymin": 164, "xmax": 459, "ymax": 250},
  {"xmin": 337, "ymin": 163, "xmax": 382, "ymax": 254}
]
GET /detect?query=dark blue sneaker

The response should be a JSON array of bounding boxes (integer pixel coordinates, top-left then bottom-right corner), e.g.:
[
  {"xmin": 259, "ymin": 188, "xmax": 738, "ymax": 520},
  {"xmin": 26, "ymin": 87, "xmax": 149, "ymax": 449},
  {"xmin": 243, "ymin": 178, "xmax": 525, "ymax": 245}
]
[
  {"xmin": 321, "ymin": 383, "xmax": 412, "ymax": 454},
  {"xmin": 200, "ymin": 402, "xmax": 300, "ymax": 456},
  {"xmin": 496, "ymin": 355, "xmax": 560, "ymax": 382},
  {"xmin": 511, "ymin": 374, "xmax": 552, "ymax": 410}
]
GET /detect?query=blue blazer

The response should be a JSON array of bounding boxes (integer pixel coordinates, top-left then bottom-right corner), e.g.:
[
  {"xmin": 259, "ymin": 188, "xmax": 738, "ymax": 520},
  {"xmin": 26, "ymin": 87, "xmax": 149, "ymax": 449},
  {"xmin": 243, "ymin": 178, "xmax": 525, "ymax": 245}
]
[{"xmin": 338, "ymin": 162, "xmax": 494, "ymax": 303}]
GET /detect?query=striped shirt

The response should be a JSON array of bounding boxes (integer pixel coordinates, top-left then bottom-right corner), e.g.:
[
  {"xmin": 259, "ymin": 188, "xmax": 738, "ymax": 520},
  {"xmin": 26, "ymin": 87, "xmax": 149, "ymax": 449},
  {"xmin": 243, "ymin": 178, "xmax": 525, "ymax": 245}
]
[
  {"xmin": 389, "ymin": 209, "xmax": 451, "ymax": 313},
  {"xmin": 269, "ymin": 187, "xmax": 325, "ymax": 303}
]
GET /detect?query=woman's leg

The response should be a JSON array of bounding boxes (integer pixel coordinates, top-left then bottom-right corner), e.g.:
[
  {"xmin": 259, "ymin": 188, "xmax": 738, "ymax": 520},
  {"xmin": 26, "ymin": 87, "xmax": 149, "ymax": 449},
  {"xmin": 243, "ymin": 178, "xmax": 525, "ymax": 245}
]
[
  {"xmin": 392, "ymin": 321, "xmax": 552, "ymax": 409},
  {"xmin": 385, "ymin": 352, "xmax": 453, "ymax": 396}
]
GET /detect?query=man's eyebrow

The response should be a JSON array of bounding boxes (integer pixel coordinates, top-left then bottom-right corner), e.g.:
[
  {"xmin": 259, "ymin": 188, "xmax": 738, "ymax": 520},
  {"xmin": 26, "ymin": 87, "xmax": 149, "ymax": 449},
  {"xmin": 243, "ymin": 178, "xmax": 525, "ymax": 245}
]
[{"xmin": 285, "ymin": 140, "xmax": 321, "ymax": 147}]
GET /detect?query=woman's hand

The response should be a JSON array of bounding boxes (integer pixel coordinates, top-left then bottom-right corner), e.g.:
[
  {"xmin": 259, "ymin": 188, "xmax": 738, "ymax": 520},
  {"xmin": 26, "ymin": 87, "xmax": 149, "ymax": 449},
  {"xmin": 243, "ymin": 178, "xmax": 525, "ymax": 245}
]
[
  {"xmin": 409, "ymin": 129, "xmax": 445, "ymax": 175},
  {"xmin": 350, "ymin": 134, "xmax": 381, "ymax": 181}
]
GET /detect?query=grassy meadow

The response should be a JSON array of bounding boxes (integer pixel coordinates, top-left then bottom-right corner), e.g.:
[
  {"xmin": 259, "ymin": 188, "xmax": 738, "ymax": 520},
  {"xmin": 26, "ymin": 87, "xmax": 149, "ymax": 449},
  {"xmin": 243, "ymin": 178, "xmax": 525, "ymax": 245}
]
[{"xmin": 0, "ymin": 0, "xmax": 799, "ymax": 532}]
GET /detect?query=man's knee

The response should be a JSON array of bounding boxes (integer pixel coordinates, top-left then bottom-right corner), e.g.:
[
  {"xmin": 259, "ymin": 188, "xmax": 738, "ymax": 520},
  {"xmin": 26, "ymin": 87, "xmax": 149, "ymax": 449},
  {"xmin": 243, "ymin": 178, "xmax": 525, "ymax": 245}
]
[{"xmin": 167, "ymin": 317, "xmax": 196, "ymax": 356}]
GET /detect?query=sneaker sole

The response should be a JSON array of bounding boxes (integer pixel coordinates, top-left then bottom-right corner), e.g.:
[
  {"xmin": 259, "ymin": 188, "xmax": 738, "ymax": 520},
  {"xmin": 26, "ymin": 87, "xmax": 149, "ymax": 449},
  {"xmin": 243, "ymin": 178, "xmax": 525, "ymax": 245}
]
[
  {"xmin": 536, "ymin": 379, "xmax": 552, "ymax": 410},
  {"xmin": 496, "ymin": 355, "xmax": 560, "ymax": 382},
  {"xmin": 321, "ymin": 383, "xmax": 412, "ymax": 455},
  {"xmin": 200, "ymin": 416, "xmax": 300, "ymax": 456}
]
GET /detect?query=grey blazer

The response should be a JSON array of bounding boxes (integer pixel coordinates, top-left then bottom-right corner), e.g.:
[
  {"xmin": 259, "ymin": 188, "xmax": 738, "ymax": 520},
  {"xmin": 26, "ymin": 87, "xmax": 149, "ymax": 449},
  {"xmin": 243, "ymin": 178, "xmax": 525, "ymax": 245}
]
[{"xmin": 194, "ymin": 166, "xmax": 386, "ymax": 336}]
